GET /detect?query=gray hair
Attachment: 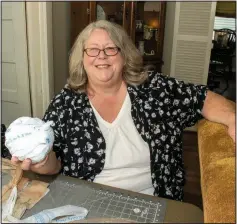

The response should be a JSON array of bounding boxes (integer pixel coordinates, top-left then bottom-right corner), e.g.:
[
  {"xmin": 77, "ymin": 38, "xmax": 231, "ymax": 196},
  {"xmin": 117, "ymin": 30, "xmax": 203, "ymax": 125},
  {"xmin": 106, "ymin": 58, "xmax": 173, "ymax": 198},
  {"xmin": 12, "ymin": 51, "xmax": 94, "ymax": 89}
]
[{"xmin": 68, "ymin": 20, "xmax": 148, "ymax": 92}]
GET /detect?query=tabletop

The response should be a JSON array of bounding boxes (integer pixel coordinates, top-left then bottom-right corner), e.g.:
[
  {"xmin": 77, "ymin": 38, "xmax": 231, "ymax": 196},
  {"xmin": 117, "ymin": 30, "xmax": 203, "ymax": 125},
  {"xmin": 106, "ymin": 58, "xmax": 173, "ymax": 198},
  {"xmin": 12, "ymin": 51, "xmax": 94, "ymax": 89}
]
[{"xmin": 19, "ymin": 171, "xmax": 204, "ymax": 223}]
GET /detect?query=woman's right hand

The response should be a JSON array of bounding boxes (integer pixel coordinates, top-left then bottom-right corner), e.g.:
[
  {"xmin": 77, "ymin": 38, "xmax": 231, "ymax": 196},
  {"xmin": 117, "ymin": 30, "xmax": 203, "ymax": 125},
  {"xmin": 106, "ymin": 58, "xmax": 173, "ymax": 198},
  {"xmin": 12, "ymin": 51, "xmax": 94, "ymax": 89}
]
[
  {"xmin": 11, "ymin": 154, "xmax": 50, "ymax": 171},
  {"xmin": 11, "ymin": 150, "xmax": 61, "ymax": 175}
]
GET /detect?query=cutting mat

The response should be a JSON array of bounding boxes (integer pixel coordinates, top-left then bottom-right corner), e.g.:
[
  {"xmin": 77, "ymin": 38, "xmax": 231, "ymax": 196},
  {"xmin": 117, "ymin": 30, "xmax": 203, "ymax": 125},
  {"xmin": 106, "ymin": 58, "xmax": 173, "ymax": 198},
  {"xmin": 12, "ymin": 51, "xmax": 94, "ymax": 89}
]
[
  {"xmin": 75, "ymin": 186, "xmax": 166, "ymax": 222},
  {"xmin": 22, "ymin": 175, "xmax": 167, "ymax": 223}
]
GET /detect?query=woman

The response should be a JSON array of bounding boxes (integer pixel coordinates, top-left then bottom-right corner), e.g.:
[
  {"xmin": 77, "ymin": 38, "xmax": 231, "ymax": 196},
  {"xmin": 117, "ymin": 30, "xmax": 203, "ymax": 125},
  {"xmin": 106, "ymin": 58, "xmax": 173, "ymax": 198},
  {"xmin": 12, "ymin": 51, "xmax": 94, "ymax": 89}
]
[{"xmin": 11, "ymin": 20, "xmax": 235, "ymax": 201}]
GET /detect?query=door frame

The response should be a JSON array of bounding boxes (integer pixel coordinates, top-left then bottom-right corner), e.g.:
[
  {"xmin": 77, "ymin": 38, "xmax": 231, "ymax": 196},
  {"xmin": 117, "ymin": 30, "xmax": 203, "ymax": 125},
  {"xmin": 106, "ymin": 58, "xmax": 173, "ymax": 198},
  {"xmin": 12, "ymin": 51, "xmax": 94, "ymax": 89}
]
[{"xmin": 26, "ymin": 2, "xmax": 54, "ymax": 118}]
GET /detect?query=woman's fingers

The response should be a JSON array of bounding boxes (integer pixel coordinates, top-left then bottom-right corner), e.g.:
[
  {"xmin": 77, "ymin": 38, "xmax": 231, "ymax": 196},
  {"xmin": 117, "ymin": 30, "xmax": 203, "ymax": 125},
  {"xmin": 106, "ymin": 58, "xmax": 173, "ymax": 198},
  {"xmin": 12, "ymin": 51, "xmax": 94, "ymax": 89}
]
[
  {"xmin": 11, "ymin": 156, "xmax": 32, "ymax": 170},
  {"xmin": 11, "ymin": 153, "xmax": 51, "ymax": 171},
  {"xmin": 21, "ymin": 158, "xmax": 32, "ymax": 170}
]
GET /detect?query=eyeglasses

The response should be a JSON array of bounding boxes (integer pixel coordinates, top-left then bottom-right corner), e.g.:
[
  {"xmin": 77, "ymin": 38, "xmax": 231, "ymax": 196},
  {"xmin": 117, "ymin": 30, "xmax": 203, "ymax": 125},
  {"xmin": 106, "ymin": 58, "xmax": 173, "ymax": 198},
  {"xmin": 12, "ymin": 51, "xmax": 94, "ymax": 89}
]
[{"xmin": 84, "ymin": 47, "xmax": 121, "ymax": 57}]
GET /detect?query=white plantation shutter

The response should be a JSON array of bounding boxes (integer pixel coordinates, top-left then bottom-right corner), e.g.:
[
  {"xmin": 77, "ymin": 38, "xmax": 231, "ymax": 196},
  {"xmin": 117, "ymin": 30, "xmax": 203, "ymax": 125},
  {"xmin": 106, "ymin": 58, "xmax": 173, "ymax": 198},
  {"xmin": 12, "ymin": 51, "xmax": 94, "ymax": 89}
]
[
  {"xmin": 169, "ymin": 2, "xmax": 216, "ymax": 85},
  {"xmin": 175, "ymin": 40, "xmax": 208, "ymax": 84},
  {"xmin": 178, "ymin": 3, "xmax": 213, "ymax": 36}
]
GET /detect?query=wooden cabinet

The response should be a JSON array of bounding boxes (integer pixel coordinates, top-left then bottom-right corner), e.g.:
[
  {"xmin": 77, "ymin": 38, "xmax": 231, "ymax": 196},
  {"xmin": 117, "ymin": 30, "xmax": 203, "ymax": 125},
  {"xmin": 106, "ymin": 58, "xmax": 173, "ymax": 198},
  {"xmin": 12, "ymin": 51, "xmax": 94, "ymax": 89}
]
[{"xmin": 71, "ymin": 1, "xmax": 166, "ymax": 72}]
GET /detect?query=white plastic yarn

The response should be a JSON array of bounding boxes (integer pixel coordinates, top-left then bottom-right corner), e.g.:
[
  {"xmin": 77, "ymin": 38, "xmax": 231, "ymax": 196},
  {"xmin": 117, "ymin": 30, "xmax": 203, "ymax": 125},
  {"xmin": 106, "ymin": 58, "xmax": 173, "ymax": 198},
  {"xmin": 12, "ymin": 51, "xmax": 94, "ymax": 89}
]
[{"xmin": 5, "ymin": 117, "xmax": 55, "ymax": 164}]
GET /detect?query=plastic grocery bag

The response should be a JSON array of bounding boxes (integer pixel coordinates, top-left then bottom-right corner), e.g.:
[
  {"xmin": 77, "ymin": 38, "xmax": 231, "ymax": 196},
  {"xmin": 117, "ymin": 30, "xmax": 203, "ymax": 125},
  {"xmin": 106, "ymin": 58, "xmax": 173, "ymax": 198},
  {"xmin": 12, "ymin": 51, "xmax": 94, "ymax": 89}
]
[
  {"xmin": 3, "ymin": 205, "xmax": 88, "ymax": 223},
  {"xmin": 2, "ymin": 189, "xmax": 88, "ymax": 223},
  {"xmin": 2, "ymin": 187, "xmax": 18, "ymax": 221}
]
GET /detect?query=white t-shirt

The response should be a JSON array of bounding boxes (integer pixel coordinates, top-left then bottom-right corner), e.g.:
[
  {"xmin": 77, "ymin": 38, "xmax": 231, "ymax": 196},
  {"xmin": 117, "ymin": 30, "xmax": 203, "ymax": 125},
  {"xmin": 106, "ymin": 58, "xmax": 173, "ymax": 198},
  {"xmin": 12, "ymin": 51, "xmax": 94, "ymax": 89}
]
[{"xmin": 91, "ymin": 92, "xmax": 154, "ymax": 195}]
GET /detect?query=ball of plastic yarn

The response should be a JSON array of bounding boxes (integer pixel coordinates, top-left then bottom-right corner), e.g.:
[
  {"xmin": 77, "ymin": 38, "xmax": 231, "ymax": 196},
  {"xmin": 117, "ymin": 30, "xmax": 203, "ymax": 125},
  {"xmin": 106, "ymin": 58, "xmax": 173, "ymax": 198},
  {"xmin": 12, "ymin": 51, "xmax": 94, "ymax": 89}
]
[{"xmin": 5, "ymin": 117, "xmax": 55, "ymax": 164}]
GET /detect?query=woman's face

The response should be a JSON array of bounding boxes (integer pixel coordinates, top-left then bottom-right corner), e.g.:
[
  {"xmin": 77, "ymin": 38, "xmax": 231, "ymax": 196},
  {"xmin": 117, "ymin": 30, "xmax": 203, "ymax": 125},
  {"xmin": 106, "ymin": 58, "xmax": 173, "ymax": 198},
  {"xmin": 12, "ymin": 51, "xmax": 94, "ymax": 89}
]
[{"xmin": 83, "ymin": 29, "xmax": 124, "ymax": 87}]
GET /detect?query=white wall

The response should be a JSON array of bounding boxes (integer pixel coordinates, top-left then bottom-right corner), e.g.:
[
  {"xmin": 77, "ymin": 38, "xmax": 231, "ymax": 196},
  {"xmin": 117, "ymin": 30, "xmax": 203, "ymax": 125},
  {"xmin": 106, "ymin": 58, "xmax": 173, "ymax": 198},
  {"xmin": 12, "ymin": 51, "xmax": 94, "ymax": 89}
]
[
  {"xmin": 26, "ymin": 2, "xmax": 54, "ymax": 118},
  {"xmin": 52, "ymin": 2, "xmax": 71, "ymax": 95}
]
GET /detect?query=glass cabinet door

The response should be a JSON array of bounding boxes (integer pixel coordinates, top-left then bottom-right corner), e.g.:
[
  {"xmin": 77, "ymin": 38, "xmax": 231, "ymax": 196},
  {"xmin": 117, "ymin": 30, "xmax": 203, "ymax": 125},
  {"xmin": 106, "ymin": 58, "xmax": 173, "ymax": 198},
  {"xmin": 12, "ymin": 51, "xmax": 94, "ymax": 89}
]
[
  {"xmin": 133, "ymin": 1, "xmax": 166, "ymax": 64},
  {"xmin": 95, "ymin": 1, "xmax": 131, "ymax": 35}
]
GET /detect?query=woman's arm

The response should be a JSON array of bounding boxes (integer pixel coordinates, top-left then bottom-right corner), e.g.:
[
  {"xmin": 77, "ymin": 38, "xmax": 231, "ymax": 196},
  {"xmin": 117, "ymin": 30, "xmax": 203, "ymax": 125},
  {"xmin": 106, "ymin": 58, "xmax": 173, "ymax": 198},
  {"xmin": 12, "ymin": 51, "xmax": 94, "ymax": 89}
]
[{"xmin": 201, "ymin": 90, "xmax": 236, "ymax": 142}]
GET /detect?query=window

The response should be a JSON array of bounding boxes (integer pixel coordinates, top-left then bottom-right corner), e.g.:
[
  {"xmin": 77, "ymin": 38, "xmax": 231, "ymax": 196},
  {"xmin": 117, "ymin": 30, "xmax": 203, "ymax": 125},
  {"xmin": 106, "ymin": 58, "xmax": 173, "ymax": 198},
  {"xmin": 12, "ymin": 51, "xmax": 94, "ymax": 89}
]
[
  {"xmin": 214, "ymin": 16, "xmax": 236, "ymax": 30},
  {"xmin": 212, "ymin": 16, "xmax": 236, "ymax": 39}
]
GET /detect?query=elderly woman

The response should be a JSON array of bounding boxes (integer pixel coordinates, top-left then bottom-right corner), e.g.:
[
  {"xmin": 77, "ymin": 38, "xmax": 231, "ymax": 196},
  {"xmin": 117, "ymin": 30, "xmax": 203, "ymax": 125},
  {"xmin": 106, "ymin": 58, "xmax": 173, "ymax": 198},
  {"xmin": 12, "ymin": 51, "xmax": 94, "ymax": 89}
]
[{"xmin": 11, "ymin": 20, "xmax": 235, "ymax": 201}]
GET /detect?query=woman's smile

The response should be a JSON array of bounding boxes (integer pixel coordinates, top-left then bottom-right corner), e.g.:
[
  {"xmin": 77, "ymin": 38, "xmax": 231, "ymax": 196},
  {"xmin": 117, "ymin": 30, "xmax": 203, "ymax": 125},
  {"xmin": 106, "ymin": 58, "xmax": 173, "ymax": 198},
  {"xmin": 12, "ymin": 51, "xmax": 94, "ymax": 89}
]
[{"xmin": 95, "ymin": 64, "xmax": 111, "ymax": 69}]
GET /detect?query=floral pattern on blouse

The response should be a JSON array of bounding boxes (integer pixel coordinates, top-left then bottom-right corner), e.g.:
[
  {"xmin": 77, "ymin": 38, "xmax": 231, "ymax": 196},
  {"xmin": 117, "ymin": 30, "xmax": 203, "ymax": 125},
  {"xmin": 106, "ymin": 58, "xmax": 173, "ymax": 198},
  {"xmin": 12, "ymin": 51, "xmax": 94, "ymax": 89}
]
[{"xmin": 43, "ymin": 71, "xmax": 208, "ymax": 201}]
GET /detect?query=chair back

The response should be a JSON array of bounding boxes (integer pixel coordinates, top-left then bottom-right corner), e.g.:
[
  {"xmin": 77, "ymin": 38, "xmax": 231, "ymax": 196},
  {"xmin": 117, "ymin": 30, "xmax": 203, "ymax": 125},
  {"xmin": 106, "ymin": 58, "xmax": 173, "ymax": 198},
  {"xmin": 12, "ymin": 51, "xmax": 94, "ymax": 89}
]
[{"xmin": 213, "ymin": 28, "xmax": 236, "ymax": 52}]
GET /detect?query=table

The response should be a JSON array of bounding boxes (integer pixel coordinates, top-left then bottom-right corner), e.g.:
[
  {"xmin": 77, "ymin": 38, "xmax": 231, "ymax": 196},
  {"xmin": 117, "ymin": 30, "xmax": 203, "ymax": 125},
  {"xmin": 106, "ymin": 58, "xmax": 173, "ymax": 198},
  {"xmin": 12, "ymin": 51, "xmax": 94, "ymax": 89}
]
[{"xmin": 19, "ymin": 171, "xmax": 203, "ymax": 223}]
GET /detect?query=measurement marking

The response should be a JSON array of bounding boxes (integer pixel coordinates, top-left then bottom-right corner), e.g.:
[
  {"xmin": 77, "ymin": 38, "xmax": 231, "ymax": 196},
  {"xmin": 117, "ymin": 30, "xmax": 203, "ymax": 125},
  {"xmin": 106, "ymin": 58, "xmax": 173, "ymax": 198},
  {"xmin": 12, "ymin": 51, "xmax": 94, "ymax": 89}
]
[{"xmin": 81, "ymin": 196, "xmax": 108, "ymax": 206}]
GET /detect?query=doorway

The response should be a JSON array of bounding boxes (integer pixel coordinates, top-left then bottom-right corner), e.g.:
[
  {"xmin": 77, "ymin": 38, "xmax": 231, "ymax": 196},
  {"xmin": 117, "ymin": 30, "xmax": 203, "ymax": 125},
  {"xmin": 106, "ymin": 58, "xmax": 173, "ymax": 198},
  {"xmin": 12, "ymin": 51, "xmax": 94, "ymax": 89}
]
[{"xmin": 207, "ymin": 2, "xmax": 236, "ymax": 102}]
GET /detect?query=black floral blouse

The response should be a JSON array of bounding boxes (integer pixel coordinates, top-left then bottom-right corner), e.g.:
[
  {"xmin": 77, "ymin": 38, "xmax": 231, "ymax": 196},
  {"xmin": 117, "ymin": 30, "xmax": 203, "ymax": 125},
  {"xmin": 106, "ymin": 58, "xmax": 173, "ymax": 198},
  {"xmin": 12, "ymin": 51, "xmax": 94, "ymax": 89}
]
[{"xmin": 43, "ymin": 71, "xmax": 208, "ymax": 201}]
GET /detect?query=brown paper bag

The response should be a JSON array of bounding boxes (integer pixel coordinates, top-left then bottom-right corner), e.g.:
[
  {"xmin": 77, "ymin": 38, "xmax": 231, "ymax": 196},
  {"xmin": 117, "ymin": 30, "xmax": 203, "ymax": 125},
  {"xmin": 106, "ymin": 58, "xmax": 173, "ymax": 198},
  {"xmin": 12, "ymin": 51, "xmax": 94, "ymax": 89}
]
[{"xmin": 1, "ymin": 158, "xmax": 50, "ymax": 219}]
